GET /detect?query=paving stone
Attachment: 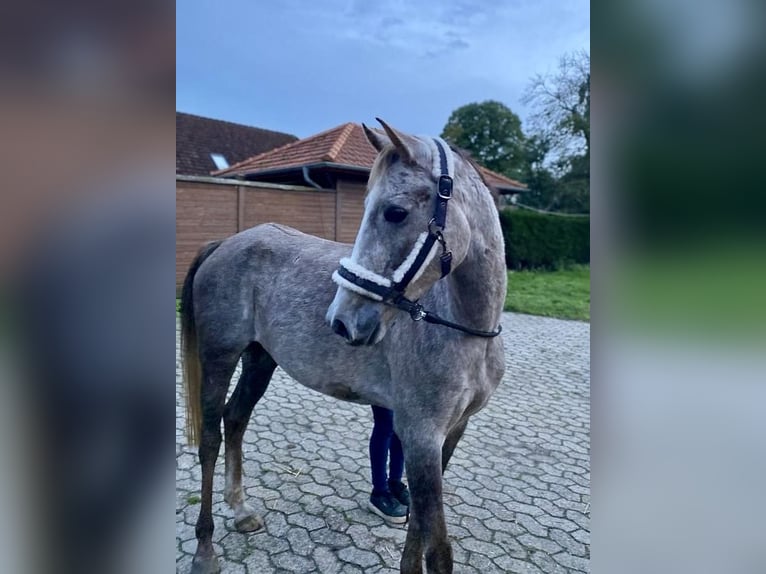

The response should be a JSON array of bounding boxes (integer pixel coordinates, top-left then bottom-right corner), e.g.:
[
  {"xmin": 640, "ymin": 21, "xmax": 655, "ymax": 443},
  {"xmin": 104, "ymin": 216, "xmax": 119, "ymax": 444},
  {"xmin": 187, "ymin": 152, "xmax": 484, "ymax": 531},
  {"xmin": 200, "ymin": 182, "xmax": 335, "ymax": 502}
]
[
  {"xmin": 312, "ymin": 546, "xmax": 343, "ymax": 572},
  {"xmin": 309, "ymin": 528, "xmax": 352, "ymax": 548},
  {"xmin": 222, "ymin": 563, "xmax": 246, "ymax": 574},
  {"xmin": 451, "ymin": 539, "xmax": 469, "ymax": 565},
  {"xmin": 506, "ymin": 500, "xmax": 546, "ymax": 517},
  {"xmin": 548, "ymin": 528, "xmax": 587, "ymax": 557},
  {"xmin": 468, "ymin": 551, "xmax": 504, "ymax": 573},
  {"xmin": 552, "ymin": 551, "xmax": 590, "ymax": 572},
  {"xmin": 176, "ymin": 313, "xmax": 590, "ymax": 573},
  {"xmin": 264, "ymin": 511, "xmax": 289, "ymax": 538},
  {"xmin": 460, "ymin": 516, "xmax": 495, "ymax": 542},
  {"xmin": 461, "ymin": 537, "xmax": 505, "ymax": 559},
  {"xmin": 337, "ymin": 546, "xmax": 381, "ymax": 569},
  {"xmin": 530, "ymin": 551, "xmax": 569, "ymax": 574},
  {"xmin": 346, "ymin": 524, "xmax": 378, "ymax": 549},
  {"xmin": 299, "ymin": 482, "xmax": 335, "ymax": 497},
  {"xmin": 286, "ymin": 527, "xmax": 314, "ymax": 556},
  {"xmin": 252, "ymin": 534, "xmax": 289, "ymax": 556},
  {"xmin": 514, "ymin": 513, "xmax": 549, "ymax": 538},
  {"xmin": 323, "ymin": 495, "xmax": 363, "ymax": 512},
  {"xmin": 565, "ymin": 509, "xmax": 590, "ymax": 530},
  {"xmin": 571, "ymin": 528, "xmax": 590, "ymax": 546},
  {"xmin": 220, "ymin": 533, "xmax": 251, "ymax": 562},
  {"xmin": 454, "ymin": 502, "xmax": 494, "ymax": 520},
  {"xmin": 271, "ymin": 551, "xmax": 314, "ymax": 573},
  {"xmin": 534, "ymin": 513, "xmax": 579, "ymax": 532},
  {"xmin": 285, "ymin": 512, "xmax": 326, "ymax": 531},
  {"xmin": 493, "ymin": 554, "xmax": 545, "ymax": 573},
  {"xmin": 518, "ymin": 533, "xmax": 564, "ymax": 556},
  {"xmin": 344, "ymin": 507, "xmax": 384, "ymax": 527},
  {"xmin": 321, "ymin": 511, "xmax": 350, "ymax": 533},
  {"xmin": 493, "ymin": 533, "xmax": 528, "ymax": 559}
]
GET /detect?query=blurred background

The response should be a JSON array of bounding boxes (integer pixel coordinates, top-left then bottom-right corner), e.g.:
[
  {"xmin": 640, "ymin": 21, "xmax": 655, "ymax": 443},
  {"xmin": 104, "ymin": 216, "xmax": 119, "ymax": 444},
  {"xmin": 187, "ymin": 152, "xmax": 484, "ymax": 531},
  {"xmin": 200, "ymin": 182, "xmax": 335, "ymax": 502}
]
[
  {"xmin": 0, "ymin": 1, "xmax": 175, "ymax": 573},
  {"xmin": 593, "ymin": 0, "xmax": 766, "ymax": 573},
  {"xmin": 0, "ymin": 0, "xmax": 763, "ymax": 573}
]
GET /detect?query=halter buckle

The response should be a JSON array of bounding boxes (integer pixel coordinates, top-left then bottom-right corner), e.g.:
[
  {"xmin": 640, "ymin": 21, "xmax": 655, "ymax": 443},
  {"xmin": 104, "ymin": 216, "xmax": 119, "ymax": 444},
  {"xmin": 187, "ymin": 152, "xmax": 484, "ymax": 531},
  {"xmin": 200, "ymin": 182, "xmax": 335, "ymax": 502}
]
[{"xmin": 437, "ymin": 175, "xmax": 453, "ymax": 199}]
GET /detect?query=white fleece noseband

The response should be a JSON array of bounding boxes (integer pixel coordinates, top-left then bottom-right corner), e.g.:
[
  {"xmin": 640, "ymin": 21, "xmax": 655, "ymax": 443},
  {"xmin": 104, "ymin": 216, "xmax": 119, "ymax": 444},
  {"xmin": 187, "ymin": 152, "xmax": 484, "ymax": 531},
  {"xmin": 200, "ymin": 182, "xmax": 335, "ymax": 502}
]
[{"xmin": 332, "ymin": 137, "xmax": 453, "ymax": 301}]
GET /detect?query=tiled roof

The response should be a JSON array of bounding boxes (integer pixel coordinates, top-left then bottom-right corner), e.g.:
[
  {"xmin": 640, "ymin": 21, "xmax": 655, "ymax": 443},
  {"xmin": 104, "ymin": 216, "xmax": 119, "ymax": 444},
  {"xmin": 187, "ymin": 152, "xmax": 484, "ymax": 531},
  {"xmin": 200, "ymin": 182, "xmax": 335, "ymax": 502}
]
[
  {"xmin": 214, "ymin": 123, "xmax": 378, "ymax": 177},
  {"xmin": 475, "ymin": 165, "xmax": 528, "ymax": 192},
  {"xmin": 176, "ymin": 112, "xmax": 297, "ymax": 176},
  {"xmin": 214, "ymin": 122, "xmax": 527, "ymax": 192}
]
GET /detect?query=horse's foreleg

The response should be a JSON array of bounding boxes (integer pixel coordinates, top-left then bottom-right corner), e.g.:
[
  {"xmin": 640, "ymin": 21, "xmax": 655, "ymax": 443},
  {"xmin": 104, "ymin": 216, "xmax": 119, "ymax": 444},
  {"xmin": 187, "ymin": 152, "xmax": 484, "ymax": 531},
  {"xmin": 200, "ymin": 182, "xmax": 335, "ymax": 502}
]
[
  {"xmin": 223, "ymin": 344, "xmax": 276, "ymax": 532},
  {"xmin": 441, "ymin": 419, "xmax": 469, "ymax": 475},
  {"xmin": 399, "ymin": 435, "xmax": 453, "ymax": 574},
  {"xmin": 191, "ymin": 358, "xmax": 237, "ymax": 574}
]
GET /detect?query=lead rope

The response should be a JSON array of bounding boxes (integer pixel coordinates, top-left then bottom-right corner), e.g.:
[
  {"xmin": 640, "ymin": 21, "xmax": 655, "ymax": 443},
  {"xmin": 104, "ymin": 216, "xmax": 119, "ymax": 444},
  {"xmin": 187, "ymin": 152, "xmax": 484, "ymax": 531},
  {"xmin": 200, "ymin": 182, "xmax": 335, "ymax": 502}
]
[{"xmin": 391, "ymin": 296, "xmax": 503, "ymax": 338}]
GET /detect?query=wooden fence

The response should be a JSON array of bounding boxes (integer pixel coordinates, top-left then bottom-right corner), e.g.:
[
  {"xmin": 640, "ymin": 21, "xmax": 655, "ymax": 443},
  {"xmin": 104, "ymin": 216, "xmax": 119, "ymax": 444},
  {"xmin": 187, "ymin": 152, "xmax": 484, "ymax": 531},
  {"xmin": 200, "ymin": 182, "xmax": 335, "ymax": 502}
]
[{"xmin": 176, "ymin": 175, "xmax": 367, "ymax": 289}]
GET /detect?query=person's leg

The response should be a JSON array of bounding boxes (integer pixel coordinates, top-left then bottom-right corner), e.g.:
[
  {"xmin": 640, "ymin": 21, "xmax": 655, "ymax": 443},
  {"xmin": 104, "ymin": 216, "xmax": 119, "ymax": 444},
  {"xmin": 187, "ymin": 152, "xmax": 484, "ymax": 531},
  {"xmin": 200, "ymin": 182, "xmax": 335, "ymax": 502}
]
[
  {"xmin": 388, "ymin": 432, "xmax": 410, "ymax": 507},
  {"xmin": 369, "ymin": 405, "xmax": 394, "ymax": 494},
  {"xmin": 389, "ymin": 433, "xmax": 404, "ymax": 483},
  {"xmin": 369, "ymin": 406, "xmax": 407, "ymax": 523}
]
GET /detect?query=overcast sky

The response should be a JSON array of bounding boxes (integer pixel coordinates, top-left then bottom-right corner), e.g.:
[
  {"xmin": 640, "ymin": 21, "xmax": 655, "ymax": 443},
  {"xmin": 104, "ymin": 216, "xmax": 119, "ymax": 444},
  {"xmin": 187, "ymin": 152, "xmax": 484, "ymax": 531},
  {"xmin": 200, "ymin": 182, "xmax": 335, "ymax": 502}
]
[{"xmin": 177, "ymin": 0, "xmax": 589, "ymax": 139}]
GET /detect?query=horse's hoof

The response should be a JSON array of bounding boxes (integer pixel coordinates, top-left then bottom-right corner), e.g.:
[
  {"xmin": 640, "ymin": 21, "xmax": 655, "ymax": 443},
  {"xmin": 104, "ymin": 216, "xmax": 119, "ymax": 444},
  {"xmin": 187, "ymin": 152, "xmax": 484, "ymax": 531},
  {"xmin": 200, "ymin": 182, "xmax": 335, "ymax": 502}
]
[
  {"xmin": 234, "ymin": 512, "xmax": 264, "ymax": 533},
  {"xmin": 190, "ymin": 554, "xmax": 220, "ymax": 574}
]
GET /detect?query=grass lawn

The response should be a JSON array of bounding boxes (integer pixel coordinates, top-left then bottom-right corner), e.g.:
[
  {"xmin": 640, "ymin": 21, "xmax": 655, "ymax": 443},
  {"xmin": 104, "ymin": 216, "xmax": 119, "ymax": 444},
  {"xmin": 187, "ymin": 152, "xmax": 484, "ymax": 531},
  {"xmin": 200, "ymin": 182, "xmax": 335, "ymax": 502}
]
[{"xmin": 504, "ymin": 265, "xmax": 590, "ymax": 321}]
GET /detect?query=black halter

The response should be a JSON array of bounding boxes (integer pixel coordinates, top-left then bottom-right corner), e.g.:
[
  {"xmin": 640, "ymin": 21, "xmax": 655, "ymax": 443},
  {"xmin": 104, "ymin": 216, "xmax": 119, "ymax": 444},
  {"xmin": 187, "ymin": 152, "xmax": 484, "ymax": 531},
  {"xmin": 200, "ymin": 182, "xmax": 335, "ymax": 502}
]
[{"xmin": 334, "ymin": 138, "xmax": 502, "ymax": 339}]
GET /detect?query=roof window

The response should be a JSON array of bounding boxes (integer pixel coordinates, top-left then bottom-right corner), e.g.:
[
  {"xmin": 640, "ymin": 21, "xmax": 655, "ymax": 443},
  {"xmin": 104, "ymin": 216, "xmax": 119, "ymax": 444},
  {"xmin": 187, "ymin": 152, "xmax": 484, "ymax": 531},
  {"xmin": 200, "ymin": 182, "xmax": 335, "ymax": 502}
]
[{"xmin": 210, "ymin": 153, "xmax": 229, "ymax": 169}]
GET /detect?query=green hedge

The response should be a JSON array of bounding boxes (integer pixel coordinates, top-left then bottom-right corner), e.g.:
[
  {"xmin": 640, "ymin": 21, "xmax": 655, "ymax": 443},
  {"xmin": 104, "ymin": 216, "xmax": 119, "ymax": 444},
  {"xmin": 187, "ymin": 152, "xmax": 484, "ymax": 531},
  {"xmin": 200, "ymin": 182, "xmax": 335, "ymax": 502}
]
[{"xmin": 498, "ymin": 208, "xmax": 590, "ymax": 270}]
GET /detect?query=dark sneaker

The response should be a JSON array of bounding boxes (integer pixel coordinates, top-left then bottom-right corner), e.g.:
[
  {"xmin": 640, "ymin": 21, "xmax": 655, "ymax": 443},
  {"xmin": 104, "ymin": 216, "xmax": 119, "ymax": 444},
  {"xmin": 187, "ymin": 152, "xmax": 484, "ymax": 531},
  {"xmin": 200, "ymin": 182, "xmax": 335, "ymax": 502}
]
[
  {"xmin": 388, "ymin": 480, "xmax": 410, "ymax": 507},
  {"xmin": 368, "ymin": 491, "xmax": 408, "ymax": 524}
]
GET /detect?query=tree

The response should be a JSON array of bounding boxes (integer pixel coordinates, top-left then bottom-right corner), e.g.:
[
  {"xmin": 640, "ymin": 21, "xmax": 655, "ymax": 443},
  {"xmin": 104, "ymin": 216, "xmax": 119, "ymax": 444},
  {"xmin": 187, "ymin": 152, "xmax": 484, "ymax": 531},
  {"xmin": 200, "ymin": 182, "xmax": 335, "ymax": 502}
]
[
  {"xmin": 519, "ymin": 135, "xmax": 561, "ymax": 209},
  {"xmin": 522, "ymin": 50, "xmax": 590, "ymax": 213},
  {"xmin": 441, "ymin": 100, "xmax": 526, "ymax": 181},
  {"xmin": 523, "ymin": 50, "xmax": 590, "ymax": 164}
]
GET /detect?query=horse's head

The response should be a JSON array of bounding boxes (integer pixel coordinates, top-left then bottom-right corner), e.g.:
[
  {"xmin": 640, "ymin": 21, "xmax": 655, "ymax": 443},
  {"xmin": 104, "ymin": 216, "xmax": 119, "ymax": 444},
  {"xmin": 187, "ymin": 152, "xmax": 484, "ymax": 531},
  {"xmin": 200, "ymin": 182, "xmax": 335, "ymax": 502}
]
[{"xmin": 326, "ymin": 119, "xmax": 473, "ymax": 346}]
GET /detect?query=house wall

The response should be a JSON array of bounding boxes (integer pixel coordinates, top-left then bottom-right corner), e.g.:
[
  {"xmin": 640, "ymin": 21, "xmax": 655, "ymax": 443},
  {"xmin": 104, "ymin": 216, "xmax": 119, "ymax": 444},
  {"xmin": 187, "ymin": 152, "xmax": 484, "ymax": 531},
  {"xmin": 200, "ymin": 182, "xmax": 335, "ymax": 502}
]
[
  {"xmin": 335, "ymin": 180, "xmax": 367, "ymax": 244},
  {"xmin": 176, "ymin": 181, "xmax": 239, "ymax": 289},
  {"xmin": 241, "ymin": 187, "xmax": 336, "ymax": 240},
  {"xmin": 176, "ymin": 176, "xmax": 367, "ymax": 290}
]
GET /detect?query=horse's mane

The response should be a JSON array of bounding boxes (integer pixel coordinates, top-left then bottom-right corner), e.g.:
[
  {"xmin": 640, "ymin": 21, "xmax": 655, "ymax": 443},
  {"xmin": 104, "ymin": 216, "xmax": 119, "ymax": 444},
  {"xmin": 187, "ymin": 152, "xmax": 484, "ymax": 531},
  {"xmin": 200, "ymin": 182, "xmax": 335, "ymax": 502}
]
[
  {"xmin": 447, "ymin": 145, "xmax": 501, "ymax": 205},
  {"xmin": 368, "ymin": 142, "xmax": 500, "ymax": 204}
]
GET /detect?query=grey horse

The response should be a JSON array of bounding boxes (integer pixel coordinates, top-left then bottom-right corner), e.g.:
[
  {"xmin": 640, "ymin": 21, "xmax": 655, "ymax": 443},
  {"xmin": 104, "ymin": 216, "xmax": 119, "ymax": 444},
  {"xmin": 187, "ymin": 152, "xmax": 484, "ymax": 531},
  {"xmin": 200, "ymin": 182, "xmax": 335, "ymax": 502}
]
[{"xmin": 181, "ymin": 119, "xmax": 507, "ymax": 574}]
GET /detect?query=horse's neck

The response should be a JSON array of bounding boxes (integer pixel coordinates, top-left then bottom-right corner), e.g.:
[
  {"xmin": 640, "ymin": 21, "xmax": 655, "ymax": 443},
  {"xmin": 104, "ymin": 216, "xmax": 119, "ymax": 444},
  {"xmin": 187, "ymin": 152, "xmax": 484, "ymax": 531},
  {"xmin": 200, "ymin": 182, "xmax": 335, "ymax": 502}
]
[{"xmin": 445, "ymin": 194, "xmax": 506, "ymax": 330}]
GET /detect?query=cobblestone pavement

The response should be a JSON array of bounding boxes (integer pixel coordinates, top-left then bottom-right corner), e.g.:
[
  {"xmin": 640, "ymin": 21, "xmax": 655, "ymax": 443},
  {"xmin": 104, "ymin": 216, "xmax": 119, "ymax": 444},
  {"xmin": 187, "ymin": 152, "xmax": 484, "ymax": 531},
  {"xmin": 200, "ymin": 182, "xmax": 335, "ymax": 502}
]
[{"xmin": 176, "ymin": 313, "xmax": 590, "ymax": 573}]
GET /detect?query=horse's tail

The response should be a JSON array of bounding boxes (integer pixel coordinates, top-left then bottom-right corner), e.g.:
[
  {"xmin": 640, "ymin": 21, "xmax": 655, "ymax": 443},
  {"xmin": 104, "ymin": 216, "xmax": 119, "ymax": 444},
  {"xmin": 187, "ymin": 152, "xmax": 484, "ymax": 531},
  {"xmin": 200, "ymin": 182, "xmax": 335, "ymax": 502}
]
[{"xmin": 180, "ymin": 240, "xmax": 223, "ymax": 446}]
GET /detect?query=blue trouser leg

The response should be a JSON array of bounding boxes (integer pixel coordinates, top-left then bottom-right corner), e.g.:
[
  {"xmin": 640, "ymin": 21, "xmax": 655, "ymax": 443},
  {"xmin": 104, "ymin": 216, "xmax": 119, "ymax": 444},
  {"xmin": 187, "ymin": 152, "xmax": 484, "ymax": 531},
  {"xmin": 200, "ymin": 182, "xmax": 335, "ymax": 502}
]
[
  {"xmin": 389, "ymin": 432, "xmax": 404, "ymax": 483},
  {"xmin": 370, "ymin": 405, "xmax": 406, "ymax": 493},
  {"xmin": 370, "ymin": 405, "xmax": 394, "ymax": 494}
]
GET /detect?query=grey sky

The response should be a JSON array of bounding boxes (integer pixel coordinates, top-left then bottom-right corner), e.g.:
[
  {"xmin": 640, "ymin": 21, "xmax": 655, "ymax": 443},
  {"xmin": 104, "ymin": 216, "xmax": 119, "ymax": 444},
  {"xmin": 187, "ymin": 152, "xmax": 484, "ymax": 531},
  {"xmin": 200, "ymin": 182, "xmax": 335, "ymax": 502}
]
[{"xmin": 177, "ymin": 0, "xmax": 589, "ymax": 138}]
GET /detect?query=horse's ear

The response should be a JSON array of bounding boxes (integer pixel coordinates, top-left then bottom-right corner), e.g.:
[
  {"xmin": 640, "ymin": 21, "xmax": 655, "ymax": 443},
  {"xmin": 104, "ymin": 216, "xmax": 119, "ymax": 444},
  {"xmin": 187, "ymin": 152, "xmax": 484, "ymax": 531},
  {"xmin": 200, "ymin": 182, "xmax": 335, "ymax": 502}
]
[
  {"xmin": 375, "ymin": 118, "xmax": 415, "ymax": 163},
  {"xmin": 362, "ymin": 123, "xmax": 388, "ymax": 153}
]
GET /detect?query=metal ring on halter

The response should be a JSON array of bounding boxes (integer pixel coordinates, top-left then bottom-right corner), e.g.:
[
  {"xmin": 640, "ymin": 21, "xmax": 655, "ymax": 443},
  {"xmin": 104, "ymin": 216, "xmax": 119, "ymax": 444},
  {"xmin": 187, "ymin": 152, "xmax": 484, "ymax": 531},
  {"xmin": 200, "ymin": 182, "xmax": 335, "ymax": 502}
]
[{"xmin": 410, "ymin": 304, "xmax": 426, "ymax": 321}]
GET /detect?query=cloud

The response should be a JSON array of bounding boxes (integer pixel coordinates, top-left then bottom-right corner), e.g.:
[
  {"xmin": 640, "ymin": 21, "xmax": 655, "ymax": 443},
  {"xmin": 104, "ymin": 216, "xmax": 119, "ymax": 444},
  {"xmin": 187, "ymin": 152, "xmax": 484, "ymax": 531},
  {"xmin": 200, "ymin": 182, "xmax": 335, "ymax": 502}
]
[
  {"xmin": 177, "ymin": 0, "xmax": 589, "ymax": 137},
  {"xmin": 339, "ymin": 1, "xmax": 480, "ymax": 57},
  {"xmin": 449, "ymin": 38, "xmax": 470, "ymax": 50}
]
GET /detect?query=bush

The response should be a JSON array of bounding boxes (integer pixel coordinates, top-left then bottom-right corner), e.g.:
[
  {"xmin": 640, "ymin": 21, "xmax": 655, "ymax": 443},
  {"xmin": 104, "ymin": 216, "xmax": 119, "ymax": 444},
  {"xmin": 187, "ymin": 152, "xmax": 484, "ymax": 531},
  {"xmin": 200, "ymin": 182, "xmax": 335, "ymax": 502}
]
[{"xmin": 498, "ymin": 208, "xmax": 589, "ymax": 270}]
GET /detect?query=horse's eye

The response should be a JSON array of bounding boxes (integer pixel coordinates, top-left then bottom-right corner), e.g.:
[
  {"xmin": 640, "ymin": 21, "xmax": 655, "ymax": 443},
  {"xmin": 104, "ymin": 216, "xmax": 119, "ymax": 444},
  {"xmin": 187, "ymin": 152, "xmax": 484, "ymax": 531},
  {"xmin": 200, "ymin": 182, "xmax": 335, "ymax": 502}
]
[{"xmin": 383, "ymin": 206, "xmax": 408, "ymax": 224}]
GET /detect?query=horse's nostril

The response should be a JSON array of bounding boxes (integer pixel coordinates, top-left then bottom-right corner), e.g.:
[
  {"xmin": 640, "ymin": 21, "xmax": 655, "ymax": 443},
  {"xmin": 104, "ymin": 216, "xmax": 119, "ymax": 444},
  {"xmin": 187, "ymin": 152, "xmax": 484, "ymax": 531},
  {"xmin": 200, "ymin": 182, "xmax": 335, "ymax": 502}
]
[{"xmin": 331, "ymin": 319, "xmax": 350, "ymax": 341}]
